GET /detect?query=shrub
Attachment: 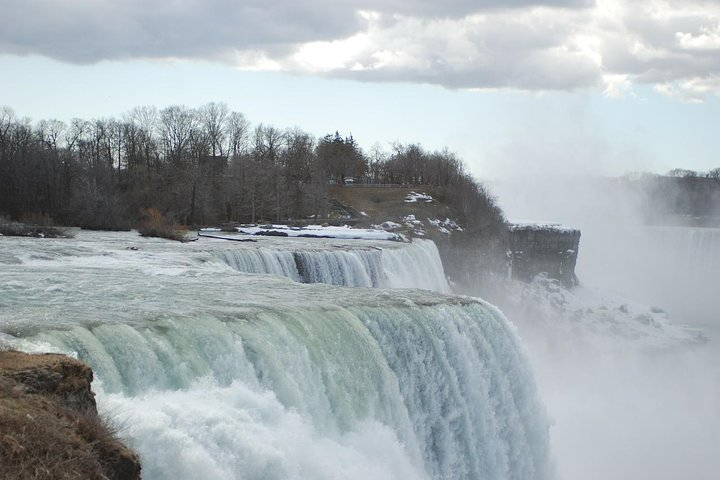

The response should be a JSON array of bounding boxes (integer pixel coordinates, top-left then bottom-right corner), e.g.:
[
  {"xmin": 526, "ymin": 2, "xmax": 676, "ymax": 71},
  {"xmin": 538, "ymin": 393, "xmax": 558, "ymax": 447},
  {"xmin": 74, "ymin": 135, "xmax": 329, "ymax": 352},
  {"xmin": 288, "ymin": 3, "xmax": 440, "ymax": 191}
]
[{"xmin": 137, "ymin": 208, "xmax": 189, "ymax": 242}]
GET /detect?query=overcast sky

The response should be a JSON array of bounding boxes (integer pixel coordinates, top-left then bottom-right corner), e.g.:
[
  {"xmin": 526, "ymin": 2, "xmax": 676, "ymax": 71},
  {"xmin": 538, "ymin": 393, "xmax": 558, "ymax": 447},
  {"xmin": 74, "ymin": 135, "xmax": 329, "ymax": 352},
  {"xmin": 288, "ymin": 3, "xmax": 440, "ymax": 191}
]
[{"xmin": 2, "ymin": 0, "xmax": 720, "ymax": 179}]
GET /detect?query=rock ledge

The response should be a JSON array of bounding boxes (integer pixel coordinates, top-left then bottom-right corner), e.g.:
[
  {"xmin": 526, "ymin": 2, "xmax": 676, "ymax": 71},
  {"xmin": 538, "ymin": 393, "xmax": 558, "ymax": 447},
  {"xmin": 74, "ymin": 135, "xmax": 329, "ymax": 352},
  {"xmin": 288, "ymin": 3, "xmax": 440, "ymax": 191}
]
[{"xmin": 0, "ymin": 350, "xmax": 141, "ymax": 480}]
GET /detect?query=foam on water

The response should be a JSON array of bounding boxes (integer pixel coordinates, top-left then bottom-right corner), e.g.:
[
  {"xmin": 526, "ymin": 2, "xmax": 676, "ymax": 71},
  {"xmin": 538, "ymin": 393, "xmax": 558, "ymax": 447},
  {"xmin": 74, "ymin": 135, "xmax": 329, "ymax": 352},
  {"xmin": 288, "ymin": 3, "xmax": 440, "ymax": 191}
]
[
  {"xmin": 3, "ymin": 230, "xmax": 450, "ymax": 292},
  {"xmin": 217, "ymin": 238, "xmax": 450, "ymax": 291},
  {"xmin": 0, "ymin": 231, "xmax": 549, "ymax": 480}
]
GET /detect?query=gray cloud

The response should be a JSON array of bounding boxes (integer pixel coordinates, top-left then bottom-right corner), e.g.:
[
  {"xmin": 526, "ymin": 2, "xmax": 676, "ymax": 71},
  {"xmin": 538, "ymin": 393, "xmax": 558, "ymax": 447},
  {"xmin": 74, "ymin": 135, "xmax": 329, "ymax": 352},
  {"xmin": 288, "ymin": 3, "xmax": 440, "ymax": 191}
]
[
  {"xmin": 592, "ymin": 2, "xmax": 720, "ymax": 98},
  {"xmin": 3, "ymin": 0, "xmax": 720, "ymax": 96},
  {"xmin": 364, "ymin": 0, "xmax": 595, "ymax": 17},
  {"xmin": 0, "ymin": 0, "xmax": 363, "ymax": 62},
  {"xmin": 0, "ymin": 0, "xmax": 595, "ymax": 63},
  {"xmin": 320, "ymin": 12, "xmax": 601, "ymax": 91}
]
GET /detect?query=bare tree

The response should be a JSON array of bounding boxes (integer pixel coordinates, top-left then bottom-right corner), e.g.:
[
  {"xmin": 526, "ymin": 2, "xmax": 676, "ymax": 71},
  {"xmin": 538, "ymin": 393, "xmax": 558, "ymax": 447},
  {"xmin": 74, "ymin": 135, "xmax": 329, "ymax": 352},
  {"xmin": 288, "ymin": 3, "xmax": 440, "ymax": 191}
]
[
  {"xmin": 667, "ymin": 168, "xmax": 698, "ymax": 178},
  {"xmin": 200, "ymin": 102, "xmax": 228, "ymax": 157},
  {"xmin": 160, "ymin": 105, "xmax": 198, "ymax": 167},
  {"xmin": 226, "ymin": 111, "xmax": 250, "ymax": 158},
  {"xmin": 367, "ymin": 142, "xmax": 387, "ymax": 184}
]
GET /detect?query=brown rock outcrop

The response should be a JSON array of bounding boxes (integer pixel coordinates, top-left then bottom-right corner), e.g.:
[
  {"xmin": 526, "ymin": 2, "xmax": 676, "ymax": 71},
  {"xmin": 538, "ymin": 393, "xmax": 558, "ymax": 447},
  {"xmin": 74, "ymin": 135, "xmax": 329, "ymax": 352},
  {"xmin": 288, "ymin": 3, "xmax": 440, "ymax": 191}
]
[{"xmin": 0, "ymin": 350, "xmax": 141, "ymax": 480}]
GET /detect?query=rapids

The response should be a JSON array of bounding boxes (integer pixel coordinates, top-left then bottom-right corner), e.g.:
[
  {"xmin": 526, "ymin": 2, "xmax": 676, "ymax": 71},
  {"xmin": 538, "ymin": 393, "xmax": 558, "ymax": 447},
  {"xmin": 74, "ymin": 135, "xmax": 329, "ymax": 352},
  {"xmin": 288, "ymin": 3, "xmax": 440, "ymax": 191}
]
[{"xmin": 0, "ymin": 230, "xmax": 549, "ymax": 480}]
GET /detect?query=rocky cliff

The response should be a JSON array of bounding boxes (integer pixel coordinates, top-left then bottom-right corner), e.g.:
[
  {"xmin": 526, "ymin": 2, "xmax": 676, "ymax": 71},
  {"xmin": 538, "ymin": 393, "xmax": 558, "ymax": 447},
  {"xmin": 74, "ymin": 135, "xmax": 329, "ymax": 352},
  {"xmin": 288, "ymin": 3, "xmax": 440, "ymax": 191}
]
[
  {"xmin": 508, "ymin": 223, "xmax": 581, "ymax": 287},
  {"xmin": 0, "ymin": 350, "xmax": 141, "ymax": 480},
  {"xmin": 325, "ymin": 185, "xmax": 583, "ymax": 290}
]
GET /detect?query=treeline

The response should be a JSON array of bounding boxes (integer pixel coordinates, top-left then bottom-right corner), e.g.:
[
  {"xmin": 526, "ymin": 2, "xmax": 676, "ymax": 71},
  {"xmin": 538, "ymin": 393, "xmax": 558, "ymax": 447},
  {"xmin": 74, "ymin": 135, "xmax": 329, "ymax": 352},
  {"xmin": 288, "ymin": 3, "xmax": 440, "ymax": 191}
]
[
  {"xmin": 665, "ymin": 168, "xmax": 720, "ymax": 179},
  {"xmin": 0, "ymin": 103, "xmax": 503, "ymax": 231},
  {"xmin": 622, "ymin": 172, "xmax": 720, "ymax": 222}
]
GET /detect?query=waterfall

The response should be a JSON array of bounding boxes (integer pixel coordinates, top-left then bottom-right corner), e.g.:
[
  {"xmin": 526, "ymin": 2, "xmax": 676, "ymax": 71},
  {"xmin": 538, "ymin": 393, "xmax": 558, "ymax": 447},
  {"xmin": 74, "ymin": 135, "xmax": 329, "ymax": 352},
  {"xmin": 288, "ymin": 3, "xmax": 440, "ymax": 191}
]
[
  {"xmin": 1, "ymin": 231, "xmax": 549, "ymax": 480},
  {"xmin": 652, "ymin": 226, "xmax": 720, "ymax": 277},
  {"xmin": 23, "ymin": 300, "xmax": 550, "ymax": 480},
  {"xmin": 216, "ymin": 239, "xmax": 451, "ymax": 292},
  {"xmin": 219, "ymin": 248, "xmax": 302, "ymax": 281}
]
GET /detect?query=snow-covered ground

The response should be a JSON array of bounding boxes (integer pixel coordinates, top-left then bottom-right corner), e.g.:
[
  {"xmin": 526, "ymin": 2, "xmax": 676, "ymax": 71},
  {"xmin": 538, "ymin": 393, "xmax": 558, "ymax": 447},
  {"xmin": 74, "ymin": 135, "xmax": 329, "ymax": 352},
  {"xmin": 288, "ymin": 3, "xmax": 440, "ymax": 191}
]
[
  {"xmin": 404, "ymin": 191, "xmax": 433, "ymax": 203},
  {"xmin": 508, "ymin": 219, "xmax": 578, "ymax": 233},
  {"xmin": 499, "ymin": 274, "xmax": 704, "ymax": 351},
  {"xmin": 427, "ymin": 217, "xmax": 464, "ymax": 235},
  {"xmin": 371, "ymin": 215, "xmax": 464, "ymax": 238},
  {"xmin": 235, "ymin": 224, "xmax": 401, "ymax": 241}
]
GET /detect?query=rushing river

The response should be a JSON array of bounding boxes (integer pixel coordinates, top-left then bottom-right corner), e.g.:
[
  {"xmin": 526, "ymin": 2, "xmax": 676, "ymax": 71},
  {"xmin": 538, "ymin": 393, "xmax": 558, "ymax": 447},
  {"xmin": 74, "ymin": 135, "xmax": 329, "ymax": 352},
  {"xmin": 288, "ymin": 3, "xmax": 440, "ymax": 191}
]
[{"xmin": 0, "ymin": 230, "xmax": 550, "ymax": 480}]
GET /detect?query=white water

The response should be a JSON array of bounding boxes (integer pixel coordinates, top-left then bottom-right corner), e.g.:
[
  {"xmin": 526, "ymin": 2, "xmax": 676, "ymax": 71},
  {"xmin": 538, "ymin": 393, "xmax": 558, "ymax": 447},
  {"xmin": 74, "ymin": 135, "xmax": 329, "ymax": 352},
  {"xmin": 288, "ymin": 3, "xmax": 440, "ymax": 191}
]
[
  {"xmin": 0, "ymin": 229, "xmax": 449, "ymax": 292},
  {"xmin": 218, "ymin": 236, "xmax": 450, "ymax": 292},
  {"xmin": 0, "ymin": 231, "xmax": 546, "ymax": 480}
]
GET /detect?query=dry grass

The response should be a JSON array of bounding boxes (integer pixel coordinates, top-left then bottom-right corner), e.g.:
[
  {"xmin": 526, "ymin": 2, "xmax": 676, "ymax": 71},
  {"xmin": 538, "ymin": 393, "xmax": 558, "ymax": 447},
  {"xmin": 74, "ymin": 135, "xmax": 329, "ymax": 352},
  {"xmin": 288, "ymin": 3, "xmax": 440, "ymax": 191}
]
[
  {"xmin": 0, "ymin": 389, "xmax": 137, "ymax": 479},
  {"xmin": 137, "ymin": 207, "xmax": 189, "ymax": 242},
  {"xmin": 0, "ymin": 351, "xmax": 141, "ymax": 480},
  {"xmin": 329, "ymin": 185, "xmax": 454, "ymax": 227},
  {"xmin": 0, "ymin": 398, "xmax": 109, "ymax": 479}
]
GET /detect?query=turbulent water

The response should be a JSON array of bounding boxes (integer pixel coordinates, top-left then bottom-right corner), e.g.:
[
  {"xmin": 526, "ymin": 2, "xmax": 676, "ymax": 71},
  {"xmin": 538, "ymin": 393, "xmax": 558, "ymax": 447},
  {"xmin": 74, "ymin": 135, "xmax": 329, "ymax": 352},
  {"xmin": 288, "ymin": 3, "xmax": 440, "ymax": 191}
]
[
  {"xmin": 0, "ymin": 231, "xmax": 549, "ymax": 480},
  {"xmin": 217, "ymin": 235, "xmax": 451, "ymax": 292}
]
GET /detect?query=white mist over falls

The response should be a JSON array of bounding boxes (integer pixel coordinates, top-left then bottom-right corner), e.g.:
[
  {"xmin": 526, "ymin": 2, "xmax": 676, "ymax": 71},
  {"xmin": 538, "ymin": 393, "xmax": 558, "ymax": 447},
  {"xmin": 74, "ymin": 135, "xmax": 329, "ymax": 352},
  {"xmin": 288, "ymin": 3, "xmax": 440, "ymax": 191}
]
[
  {"xmin": 493, "ymin": 176, "xmax": 720, "ymax": 480},
  {"xmin": 0, "ymin": 231, "xmax": 549, "ymax": 480}
]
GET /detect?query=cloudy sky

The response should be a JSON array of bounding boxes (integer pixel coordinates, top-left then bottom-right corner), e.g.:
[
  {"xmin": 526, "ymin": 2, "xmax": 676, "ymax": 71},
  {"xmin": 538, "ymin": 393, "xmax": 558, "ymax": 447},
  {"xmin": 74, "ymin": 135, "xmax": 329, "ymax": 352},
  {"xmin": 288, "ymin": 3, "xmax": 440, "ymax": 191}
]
[{"xmin": 2, "ymin": 0, "xmax": 720, "ymax": 178}]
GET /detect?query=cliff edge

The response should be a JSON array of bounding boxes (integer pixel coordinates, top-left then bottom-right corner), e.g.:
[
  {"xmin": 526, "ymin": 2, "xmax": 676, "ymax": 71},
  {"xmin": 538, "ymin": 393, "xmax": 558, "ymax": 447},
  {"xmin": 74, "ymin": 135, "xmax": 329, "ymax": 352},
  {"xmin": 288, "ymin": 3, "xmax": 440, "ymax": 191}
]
[
  {"xmin": 0, "ymin": 350, "xmax": 141, "ymax": 480},
  {"xmin": 329, "ymin": 186, "xmax": 582, "ymax": 290}
]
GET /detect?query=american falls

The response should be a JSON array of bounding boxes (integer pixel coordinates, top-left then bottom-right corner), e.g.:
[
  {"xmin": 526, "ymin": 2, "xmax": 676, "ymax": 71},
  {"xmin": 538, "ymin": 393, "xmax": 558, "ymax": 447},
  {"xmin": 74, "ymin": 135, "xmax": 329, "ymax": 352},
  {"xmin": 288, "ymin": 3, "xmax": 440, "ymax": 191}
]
[{"xmin": 0, "ymin": 231, "xmax": 551, "ymax": 480}]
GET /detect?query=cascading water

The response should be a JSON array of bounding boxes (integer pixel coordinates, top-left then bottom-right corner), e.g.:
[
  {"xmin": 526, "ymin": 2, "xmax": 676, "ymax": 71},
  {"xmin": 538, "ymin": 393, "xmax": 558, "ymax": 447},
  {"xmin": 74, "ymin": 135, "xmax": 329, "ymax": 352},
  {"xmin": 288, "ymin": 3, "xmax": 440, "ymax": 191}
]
[
  {"xmin": 643, "ymin": 226, "xmax": 720, "ymax": 277},
  {"xmin": 216, "ymin": 237, "xmax": 451, "ymax": 292},
  {"xmin": 0, "ymin": 231, "xmax": 549, "ymax": 480}
]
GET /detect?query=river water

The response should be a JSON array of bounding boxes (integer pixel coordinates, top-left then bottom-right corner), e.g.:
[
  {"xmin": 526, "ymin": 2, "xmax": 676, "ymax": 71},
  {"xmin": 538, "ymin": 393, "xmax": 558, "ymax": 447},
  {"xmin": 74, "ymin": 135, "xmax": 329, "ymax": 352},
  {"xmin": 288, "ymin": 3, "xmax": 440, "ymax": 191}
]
[{"xmin": 0, "ymin": 230, "xmax": 549, "ymax": 480}]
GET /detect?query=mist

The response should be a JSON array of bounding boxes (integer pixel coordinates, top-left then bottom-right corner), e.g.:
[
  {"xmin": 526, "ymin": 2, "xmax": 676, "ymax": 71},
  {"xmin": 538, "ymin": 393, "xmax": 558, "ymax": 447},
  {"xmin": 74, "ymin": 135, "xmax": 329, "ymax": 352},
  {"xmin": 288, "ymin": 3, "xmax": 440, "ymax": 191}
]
[
  {"xmin": 492, "ymin": 174, "xmax": 720, "ymax": 329},
  {"xmin": 488, "ymin": 174, "xmax": 720, "ymax": 480}
]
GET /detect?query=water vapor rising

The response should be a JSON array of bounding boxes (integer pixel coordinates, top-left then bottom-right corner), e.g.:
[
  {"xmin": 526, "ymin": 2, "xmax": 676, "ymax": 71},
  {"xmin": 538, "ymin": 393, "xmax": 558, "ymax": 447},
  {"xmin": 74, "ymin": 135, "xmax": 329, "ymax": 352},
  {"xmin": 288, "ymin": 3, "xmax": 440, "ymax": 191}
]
[{"xmin": 489, "ymin": 173, "xmax": 720, "ymax": 480}]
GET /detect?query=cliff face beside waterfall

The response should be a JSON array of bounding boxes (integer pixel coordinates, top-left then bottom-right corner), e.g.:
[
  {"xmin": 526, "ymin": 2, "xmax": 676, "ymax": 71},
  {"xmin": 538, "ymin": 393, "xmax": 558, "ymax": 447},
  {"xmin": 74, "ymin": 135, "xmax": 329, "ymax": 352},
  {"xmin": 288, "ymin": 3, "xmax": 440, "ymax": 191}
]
[
  {"xmin": 0, "ymin": 350, "xmax": 141, "ymax": 480},
  {"xmin": 328, "ymin": 186, "xmax": 583, "ymax": 290},
  {"xmin": 507, "ymin": 223, "xmax": 581, "ymax": 287}
]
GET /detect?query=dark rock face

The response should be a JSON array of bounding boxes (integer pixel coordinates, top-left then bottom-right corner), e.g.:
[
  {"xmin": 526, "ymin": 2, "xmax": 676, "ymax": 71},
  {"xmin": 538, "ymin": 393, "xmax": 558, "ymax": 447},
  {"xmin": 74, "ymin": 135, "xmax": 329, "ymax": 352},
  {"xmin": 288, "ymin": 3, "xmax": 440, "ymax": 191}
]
[
  {"xmin": 508, "ymin": 225, "xmax": 581, "ymax": 287},
  {"xmin": 0, "ymin": 351, "xmax": 141, "ymax": 480},
  {"xmin": 433, "ymin": 224, "xmax": 582, "ymax": 294}
]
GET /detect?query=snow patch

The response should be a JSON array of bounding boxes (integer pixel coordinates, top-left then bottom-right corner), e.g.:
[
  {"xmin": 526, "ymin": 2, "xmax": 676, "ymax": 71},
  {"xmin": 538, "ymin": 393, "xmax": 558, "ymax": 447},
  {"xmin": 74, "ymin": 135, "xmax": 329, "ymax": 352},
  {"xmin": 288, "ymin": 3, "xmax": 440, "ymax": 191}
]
[
  {"xmin": 372, "ymin": 215, "xmax": 465, "ymax": 237},
  {"xmin": 428, "ymin": 218, "xmax": 464, "ymax": 235},
  {"xmin": 236, "ymin": 224, "xmax": 401, "ymax": 241},
  {"xmin": 403, "ymin": 214, "xmax": 422, "ymax": 225},
  {"xmin": 507, "ymin": 274, "xmax": 704, "ymax": 349},
  {"xmin": 374, "ymin": 221, "xmax": 402, "ymax": 230},
  {"xmin": 401, "ymin": 215, "xmax": 427, "ymax": 236},
  {"xmin": 404, "ymin": 191, "xmax": 433, "ymax": 203},
  {"xmin": 508, "ymin": 219, "xmax": 577, "ymax": 234}
]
